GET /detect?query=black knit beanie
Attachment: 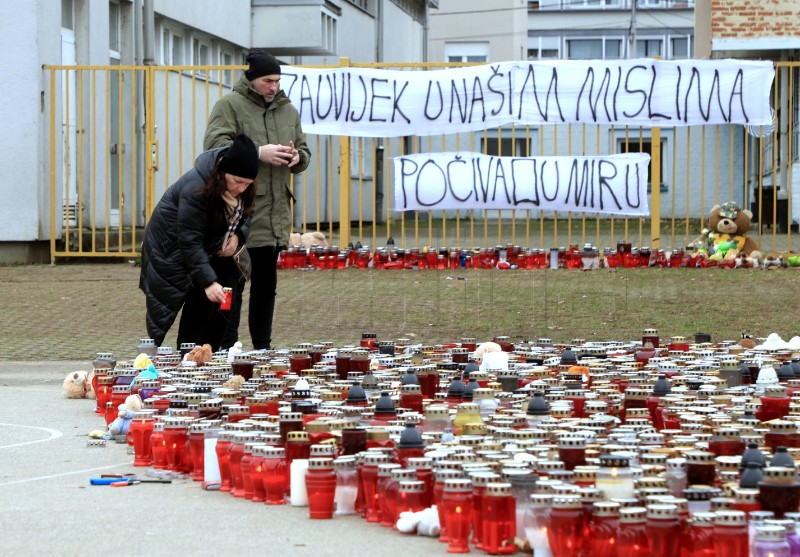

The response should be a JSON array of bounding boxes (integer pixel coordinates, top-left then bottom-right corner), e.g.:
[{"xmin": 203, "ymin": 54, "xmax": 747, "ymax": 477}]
[
  {"xmin": 218, "ymin": 134, "xmax": 259, "ymax": 180},
  {"xmin": 245, "ymin": 50, "xmax": 282, "ymax": 81}
]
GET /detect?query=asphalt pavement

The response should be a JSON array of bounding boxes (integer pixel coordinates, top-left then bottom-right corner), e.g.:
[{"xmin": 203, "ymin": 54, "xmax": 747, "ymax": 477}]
[{"xmin": 0, "ymin": 361, "xmax": 445, "ymax": 557}]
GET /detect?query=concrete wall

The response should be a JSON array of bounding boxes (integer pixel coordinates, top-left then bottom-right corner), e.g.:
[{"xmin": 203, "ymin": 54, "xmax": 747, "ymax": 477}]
[
  {"xmin": 156, "ymin": 0, "xmax": 251, "ymax": 48},
  {"xmin": 429, "ymin": 0, "xmax": 528, "ymax": 62}
]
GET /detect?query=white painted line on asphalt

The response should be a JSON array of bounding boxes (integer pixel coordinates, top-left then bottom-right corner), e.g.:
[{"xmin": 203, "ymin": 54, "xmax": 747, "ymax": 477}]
[
  {"xmin": 0, "ymin": 422, "xmax": 63, "ymax": 449},
  {"xmin": 0, "ymin": 462, "xmax": 129, "ymax": 487}
]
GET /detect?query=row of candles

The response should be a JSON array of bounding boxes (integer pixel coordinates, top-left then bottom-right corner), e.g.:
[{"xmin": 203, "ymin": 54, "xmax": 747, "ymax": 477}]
[
  {"xmin": 89, "ymin": 329, "xmax": 800, "ymax": 556},
  {"xmin": 276, "ymin": 242, "xmax": 750, "ymax": 271}
]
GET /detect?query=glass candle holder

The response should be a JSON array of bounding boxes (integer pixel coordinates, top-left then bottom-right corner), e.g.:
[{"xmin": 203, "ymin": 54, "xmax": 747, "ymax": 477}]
[
  {"xmin": 305, "ymin": 458, "xmax": 337, "ymax": 519},
  {"xmin": 646, "ymin": 504, "xmax": 681, "ymax": 557},
  {"xmin": 187, "ymin": 423, "xmax": 207, "ymax": 480},
  {"xmin": 129, "ymin": 411, "xmax": 155, "ymax": 467},
  {"xmin": 617, "ymin": 506, "xmax": 648, "ymax": 554},
  {"xmin": 547, "ymin": 495, "xmax": 584, "ymax": 557},
  {"xmin": 523, "ymin": 494, "xmax": 552, "ymax": 557},
  {"xmin": 754, "ymin": 525, "xmax": 791, "ymax": 557},
  {"xmin": 684, "ymin": 512, "xmax": 716, "ymax": 557},
  {"xmin": 377, "ymin": 463, "xmax": 403, "ymax": 527},
  {"xmin": 713, "ymin": 510, "xmax": 749, "ymax": 557},
  {"xmin": 595, "ymin": 454, "xmax": 634, "ymax": 500},
  {"xmin": 397, "ymin": 479, "xmax": 427, "ymax": 520},
  {"xmin": 557, "ymin": 436, "xmax": 587, "ymax": 471},
  {"xmin": 435, "ymin": 469, "xmax": 465, "ymax": 544},
  {"xmin": 685, "ymin": 451, "xmax": 717, "ymax": 486},
  {"xmin": 228, "ymin": 432, "xmax": 251, "ymax": 498},
  {"xmin": 442, "ymin": 478, "xmax": 474, "ymax": 554},
  {"xmin": 481, "ymin": 482, "xmax": 516, "ymax": 555},
  {"xmin": 214, "ymin": 431, "xmax": 233, "ymax": 492},
  {"xmin": 333, "ymin": 456, "xmax": 358, "ymax": 515},
  {"xmin": 407, "ymin": 457, "xmax": 435, "ymax": 509},
  {"xmin": 470, "ymin": 471, "xmax": 501, "ymax": 549},
  {"xmin": 758, "ymin": 467, "xmax": 800, "ymax": 518},
  {"xmin": 260, "ymin": 446, "xmax": 288, "ymax": 505},
  {"xmin": 586, "ymin": 501, "xmax": 620, "ymax": 557},
  {"xmin": 249, "ymin": 446, "xmax": 266, "ymax": 503},
  {"xmin": 163, "ymin": 419, "xmax": 189, "ymax": 474},
  {"xmin": 362, "ymin": 453, "xmax": 392, "ymax": 523}
]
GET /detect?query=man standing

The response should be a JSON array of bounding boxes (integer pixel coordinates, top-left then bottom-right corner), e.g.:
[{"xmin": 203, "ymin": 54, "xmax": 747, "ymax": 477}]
[{"xmin": 204, "ymin": 50, "xmax": 311, "ymax": 350}]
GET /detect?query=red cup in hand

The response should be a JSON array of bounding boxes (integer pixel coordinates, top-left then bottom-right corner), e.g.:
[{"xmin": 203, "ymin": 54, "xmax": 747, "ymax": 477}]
[{"xmin": 220, "ymin": 287, "xmax": 233, "ymax": 310}]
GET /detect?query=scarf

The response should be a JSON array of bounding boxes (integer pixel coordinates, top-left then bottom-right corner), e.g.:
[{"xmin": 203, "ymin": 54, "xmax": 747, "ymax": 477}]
[{"xmin": 221, "ymin": 191, "xmax": 243, "ymax": 252}]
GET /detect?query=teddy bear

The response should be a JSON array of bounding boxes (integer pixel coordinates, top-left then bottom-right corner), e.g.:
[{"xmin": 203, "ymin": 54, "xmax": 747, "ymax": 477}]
[
  {"xmin": 694, "ymin": 201, "xmax": 762, "ymax": 260},
  {"xmin": 396, "ymin": 506, "xmax": 441, "ymax": 536},
  {"xmin": 289, "ymin": 231, "xmax": 328, "ymax": 250},
  {"xmin": 184, "ymin": 343, "xmax": 213, "ymax": 364},
  {"xmin": 108, "ymin": 404, "xmax": 133, "ymax": 438},
  {"xmin": 63, "ymin": 370, "xmax": 96, "ymax": 399}
]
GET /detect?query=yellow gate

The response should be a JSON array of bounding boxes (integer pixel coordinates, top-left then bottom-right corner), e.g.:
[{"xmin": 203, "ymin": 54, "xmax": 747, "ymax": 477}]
[{"xmin": 44, "ymin": 60, "xmax": 798, "ymax": 261}]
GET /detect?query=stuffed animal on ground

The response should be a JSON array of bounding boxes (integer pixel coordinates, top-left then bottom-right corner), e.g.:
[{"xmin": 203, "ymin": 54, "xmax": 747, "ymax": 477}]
[
  {"xmin": 396, "ymin": 506, "xmax": 441, "ymax": 536},
  {"xmin": 185, "ymin": 343, "xmax": 213, "ymax": 364},
  {"xmin": 473, "ymin": 341, "xmax": 502, "ymax": 360},
  {"xmin": 63, "ymin": 370, "xmax": 96, "ymax": 399},
  {"xmin": 125, "ymin": 393, "xmax": 143, "ymax": 413},
  {"xmin": 108, "ymin": 404, "xmax": 133, "ymax": 437},
  {"xmin": 227, "ymin": 341, "xmax": 243, "ymax": 363},
  {"xmin": 222, "ymin": 375, "xmax": 246, "ymax": 390},
  {"xmin": 289, "ymin": 231, "xmax": 328, "ymax": 250},
  {"xmin": 694, "ymin": 202, "xmax": 762, "ymax": 260}
]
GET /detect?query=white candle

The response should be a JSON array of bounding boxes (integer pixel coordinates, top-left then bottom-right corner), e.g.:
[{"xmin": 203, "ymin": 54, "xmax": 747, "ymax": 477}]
[
  {"xmin": 202, "ymin": 436, "xmax": 220, "ymax": 489},
  {"xmin": 290, "ymin": 459, "xmax": 309, "ymax": 506},
  {"xmin": 595, "ymin": 466, "xmax": 635, "ymax": 500}
]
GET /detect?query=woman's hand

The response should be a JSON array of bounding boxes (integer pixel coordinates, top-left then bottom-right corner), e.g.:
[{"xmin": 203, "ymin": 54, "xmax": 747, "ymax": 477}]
[
  {"xmin": 204, "ymin": 281, "xmax": 227, "ymax": 304},
  {"xmin": 217, "ymin": 234, "xmax": 239, "ymax": 257}
]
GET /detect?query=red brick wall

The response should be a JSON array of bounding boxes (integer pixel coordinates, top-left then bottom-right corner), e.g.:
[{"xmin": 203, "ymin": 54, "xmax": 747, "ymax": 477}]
[{"xmin": 711, "ymin": 0, "xmax": 800, "ymax": 39}]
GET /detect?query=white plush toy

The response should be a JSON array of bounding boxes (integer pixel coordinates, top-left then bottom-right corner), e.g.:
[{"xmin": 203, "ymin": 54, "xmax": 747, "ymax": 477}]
[
  {"xmin": 473, "ymin": 341, "xmax": 502, "ymax": 360},
  {"xmin": 396, "ymin": 506, "xmax": 441, "ymax": 537},
  {"xmin": 63, "ymin": 370, "xmax": 96, "ymax": 399},
  {"xmin": 227, "ymin": 341, "xmax": 243, "ymax": 363}
]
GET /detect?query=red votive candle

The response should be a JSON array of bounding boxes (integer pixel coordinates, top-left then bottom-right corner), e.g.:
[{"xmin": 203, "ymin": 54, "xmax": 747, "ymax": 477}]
[
  {"xmin": 129, "ymin": 411, "xmax": 155, "ymax": 467},
  {"xmin": 261, "ymin": 446, "xmax": 288, "ymax": 505},
  {"xmin": 305, "ymin": 457, "xmax": 337, "ymax": 519},
  {"xmin": 547, "ymin": 495, "xmax": 584, "ymax": 557},
  {"xmin": 646, "ymin": 504, "xmax": 681, "ymax": 557},
  {"xmin": 481, "ymin": 482, "xmax": 516, "ymax": 555},
  {"xmin": 442, "ymin": 478, "xmax": 474, "ymax": 553}
]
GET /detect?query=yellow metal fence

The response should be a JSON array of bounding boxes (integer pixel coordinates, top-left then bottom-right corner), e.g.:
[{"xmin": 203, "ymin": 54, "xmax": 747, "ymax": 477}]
[{"xmin": 44, "ymin": 60, "xmax": 799, "ymax": 261}]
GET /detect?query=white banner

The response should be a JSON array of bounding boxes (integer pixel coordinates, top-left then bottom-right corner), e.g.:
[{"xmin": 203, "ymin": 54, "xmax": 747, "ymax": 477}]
[
  {"xmin": 281, "ymin": 59, "xmax": 774, "ymax": 137},
  {"xmin": 393, "ymin": 152, "xmax": 651, "ymax": 216}
]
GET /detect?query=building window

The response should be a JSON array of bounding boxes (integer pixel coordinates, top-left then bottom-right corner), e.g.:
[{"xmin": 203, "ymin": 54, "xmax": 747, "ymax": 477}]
[
  {"xmin": 109, "ymin": 2, "xmax": 121, "ymax": 56},
  {"xmin": 220, "ymin": 51, "xmax": 234, "ymax": 87},
  {"xmin": 61, "ymin": 0, "xmax": 74, "ymax": 30},
  {"xmin": 446, "ymin": 42, "xmax": 489, "ymax": 63},
  {"xmin": 193, "ymin": 37, "xmax": 210, "ymax": 78},
  {"xmin": 482, "ymin": 136, "xmax": 530, "ymax": 158},
  {"xmin": 527, "ymin": 48, "xmax": 560, "ymax": 60},
  {"xmin": 636, "ymin": 38, "xmax": 663, "ymax": 58},
  {"xmin": 161, "ymin": 25, "xmax": 185, "ymax": 65},
  {"xmin": 566, "ymin": 38, "xmax": 623, "ymax": 60},
  {"xmin": 321, "ymin": 11, "xmax": 338, "ymax": 54},
  {"xmin": 669, "ymin": 36, "xmax": 693, "ymax": 59},
  {"xmin": 617, "ymin": 138, "xmax": 665, "ymax": 191}
]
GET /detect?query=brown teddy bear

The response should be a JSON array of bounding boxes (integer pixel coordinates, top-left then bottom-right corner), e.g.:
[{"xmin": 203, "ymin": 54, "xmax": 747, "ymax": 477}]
[
  {"xmin": 63, "ymin": 370, "xmax": 96, "ymax": 399},
  {"xmin": 184, "ymin": 343, "xmax": 213, "ymax": 364},
  {"xmin": 697, "ymin": 202, "xmax": 762, "ymax": 260},
  {"xmin": 289, "ymin": 231, "xmax": 328, "ymax": 250}
]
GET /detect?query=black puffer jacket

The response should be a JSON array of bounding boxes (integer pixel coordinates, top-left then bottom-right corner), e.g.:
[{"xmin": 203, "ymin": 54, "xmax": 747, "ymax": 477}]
[{"xmin": 139, "ymin": 148, "xmax": 249, "ymax": 345}]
